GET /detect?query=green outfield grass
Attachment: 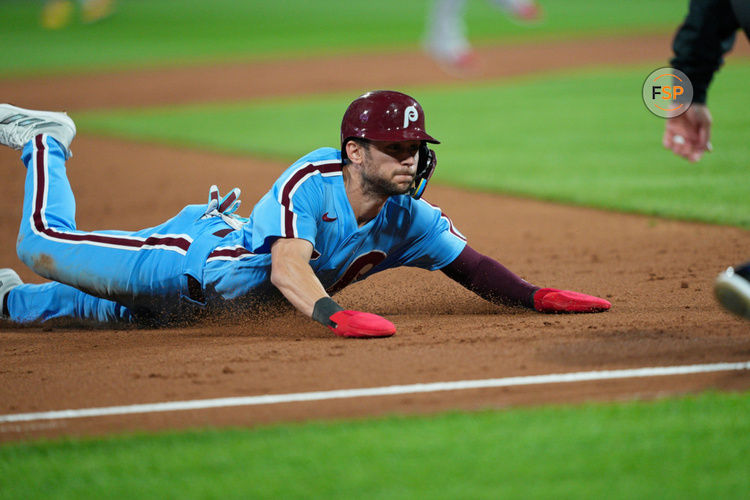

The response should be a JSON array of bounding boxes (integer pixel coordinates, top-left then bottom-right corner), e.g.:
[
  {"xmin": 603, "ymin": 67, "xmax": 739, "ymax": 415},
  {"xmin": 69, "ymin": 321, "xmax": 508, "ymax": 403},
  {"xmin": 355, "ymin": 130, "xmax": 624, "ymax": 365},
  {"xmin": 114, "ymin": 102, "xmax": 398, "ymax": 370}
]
[
  {"xmin": 3, "ymin": 2, "xmax": 748, "ymax": 495},
  {"xmin": 76, "ymin": 62, "xmax": 750, "ymax": 228},
  {"xmin": 1, "ymin": 391, "xmax": 749, "ymax": 499},
  {"xmin": 1, "ymin": 0, "xmax": 686, "ymax": 77}
]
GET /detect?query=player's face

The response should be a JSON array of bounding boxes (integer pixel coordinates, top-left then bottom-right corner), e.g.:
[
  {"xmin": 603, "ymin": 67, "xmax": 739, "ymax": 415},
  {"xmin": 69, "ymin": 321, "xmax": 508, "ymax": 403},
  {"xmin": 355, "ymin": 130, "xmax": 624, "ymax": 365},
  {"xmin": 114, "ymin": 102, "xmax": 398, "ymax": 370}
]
[{"xmin": 360, "ymin": 140, "xmax": 420, "ymax": 197}]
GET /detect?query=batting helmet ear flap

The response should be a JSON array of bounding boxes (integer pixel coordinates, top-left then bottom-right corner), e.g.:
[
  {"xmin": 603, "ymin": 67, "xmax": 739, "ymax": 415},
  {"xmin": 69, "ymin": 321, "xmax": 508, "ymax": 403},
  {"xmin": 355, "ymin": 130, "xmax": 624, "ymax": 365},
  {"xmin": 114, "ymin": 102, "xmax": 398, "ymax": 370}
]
[{"xmin": 410, "ymin": 142, "xmax": 437, "ymax": 200}]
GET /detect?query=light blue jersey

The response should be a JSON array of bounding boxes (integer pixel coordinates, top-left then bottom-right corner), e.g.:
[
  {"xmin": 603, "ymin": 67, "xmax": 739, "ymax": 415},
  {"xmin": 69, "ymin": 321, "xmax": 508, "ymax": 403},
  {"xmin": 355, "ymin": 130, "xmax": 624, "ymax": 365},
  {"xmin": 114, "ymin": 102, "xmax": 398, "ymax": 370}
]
[
  {"xmin": 203, "ymin": 147, "xmax": 466, "ymax": 302},
  {"xmin": 8, "ymin": 140, "xmax": 466, "ymax": 324}
]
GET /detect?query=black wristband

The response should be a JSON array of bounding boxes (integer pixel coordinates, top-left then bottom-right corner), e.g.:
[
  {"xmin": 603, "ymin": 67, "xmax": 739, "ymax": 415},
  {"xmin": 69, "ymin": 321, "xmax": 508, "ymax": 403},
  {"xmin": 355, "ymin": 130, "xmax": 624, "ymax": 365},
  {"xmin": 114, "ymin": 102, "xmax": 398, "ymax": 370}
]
[{"xmin": 312, "ymin": 297, "xmax": 344, "ymax": 327}]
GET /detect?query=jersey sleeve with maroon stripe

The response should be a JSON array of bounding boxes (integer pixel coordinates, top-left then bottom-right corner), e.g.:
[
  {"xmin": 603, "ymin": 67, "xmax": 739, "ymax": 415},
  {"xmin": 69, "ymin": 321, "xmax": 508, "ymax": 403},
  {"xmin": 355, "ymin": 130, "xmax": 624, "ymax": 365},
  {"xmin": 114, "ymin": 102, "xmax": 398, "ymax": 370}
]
[{"xmin": 247, "ymin": 148, "xmax": 341, "ymax": 254}]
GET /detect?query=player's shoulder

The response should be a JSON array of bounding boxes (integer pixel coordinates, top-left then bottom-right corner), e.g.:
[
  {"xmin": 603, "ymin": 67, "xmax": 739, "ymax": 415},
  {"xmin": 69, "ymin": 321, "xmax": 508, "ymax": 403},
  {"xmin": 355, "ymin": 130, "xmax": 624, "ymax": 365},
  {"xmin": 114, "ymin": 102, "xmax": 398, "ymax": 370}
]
[
  {"xmin": 286, "ymin": 147, "xmax": 342, "ymax": 175},
  {"xmin": 389, "ymin": 195, "xmax": 463, "ymax": 236},
  {"xmin": 383, "ymin": 195, "xmax": 438, "ymax": 229},
  {"xmin": 389, "ymin": 195, "xmax": 439, "ymax": 217},
  {"xmin": 276, "ymin": 148, "xmax": 343, "ymax": 187},
  {"xmin": 292, "ymin": 146, "xmax": 341, "ymax": 163},
  {"xmin": 415, "ymin": 197, "xmax": 466, "ymax": 241}
]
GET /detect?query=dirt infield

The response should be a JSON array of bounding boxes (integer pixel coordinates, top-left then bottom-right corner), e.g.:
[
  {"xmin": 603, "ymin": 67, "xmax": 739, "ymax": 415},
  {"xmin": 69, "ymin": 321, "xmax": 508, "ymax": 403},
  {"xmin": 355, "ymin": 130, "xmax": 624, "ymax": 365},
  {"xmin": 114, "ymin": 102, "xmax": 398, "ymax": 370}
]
[{"xmin": 1, "ymin": 35, "xmax": 749, "ymax": 442}]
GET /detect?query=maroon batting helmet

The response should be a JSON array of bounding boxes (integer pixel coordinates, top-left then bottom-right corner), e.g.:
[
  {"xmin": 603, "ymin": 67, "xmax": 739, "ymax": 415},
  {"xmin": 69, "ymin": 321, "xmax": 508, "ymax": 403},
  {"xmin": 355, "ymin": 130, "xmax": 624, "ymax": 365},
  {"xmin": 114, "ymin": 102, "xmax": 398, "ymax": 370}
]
[{"xmin": 340, "ymin": 90, "xmax": 439, "ymax": 159}]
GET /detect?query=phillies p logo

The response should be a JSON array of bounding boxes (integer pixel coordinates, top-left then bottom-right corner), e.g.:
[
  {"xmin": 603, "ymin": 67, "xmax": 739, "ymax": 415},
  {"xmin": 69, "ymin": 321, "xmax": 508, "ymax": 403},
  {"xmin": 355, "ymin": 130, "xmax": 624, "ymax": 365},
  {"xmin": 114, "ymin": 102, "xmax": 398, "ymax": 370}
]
[{"xmin": 403, "ymin": 105, "xmax": 418, "ymax": 128}]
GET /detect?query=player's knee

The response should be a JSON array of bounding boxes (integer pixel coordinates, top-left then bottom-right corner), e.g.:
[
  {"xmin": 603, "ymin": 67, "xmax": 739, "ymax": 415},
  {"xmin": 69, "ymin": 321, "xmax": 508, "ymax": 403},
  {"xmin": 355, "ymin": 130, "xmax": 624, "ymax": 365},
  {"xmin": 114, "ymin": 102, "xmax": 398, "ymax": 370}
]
[
  {"xmin": 16, "ymin": 232, "xmax": 30, "ymax": 263},
  {"xmin": 16, "ymin": 234, "xmax": 57, "ymax": 279},
  {"xmin": 16, "ymin": 236, "xmax": 33, "ymax": 267}
]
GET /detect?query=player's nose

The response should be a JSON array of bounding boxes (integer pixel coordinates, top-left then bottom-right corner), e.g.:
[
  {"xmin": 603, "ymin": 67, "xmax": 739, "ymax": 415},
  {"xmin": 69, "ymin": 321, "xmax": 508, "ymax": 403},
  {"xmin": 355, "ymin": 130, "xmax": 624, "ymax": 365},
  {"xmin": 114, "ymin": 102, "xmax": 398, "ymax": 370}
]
[{"xmin": 401, "ymin": 153, "xmax": 416, "ymax": 167}]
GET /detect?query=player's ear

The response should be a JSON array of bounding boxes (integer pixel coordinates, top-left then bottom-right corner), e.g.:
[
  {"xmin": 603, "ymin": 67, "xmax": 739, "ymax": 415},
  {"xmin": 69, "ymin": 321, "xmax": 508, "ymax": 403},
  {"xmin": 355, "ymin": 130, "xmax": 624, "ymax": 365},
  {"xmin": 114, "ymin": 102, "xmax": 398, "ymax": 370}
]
[{"xmin": 345, "ymin": 140, "xmax": 365, "ymax": 165}]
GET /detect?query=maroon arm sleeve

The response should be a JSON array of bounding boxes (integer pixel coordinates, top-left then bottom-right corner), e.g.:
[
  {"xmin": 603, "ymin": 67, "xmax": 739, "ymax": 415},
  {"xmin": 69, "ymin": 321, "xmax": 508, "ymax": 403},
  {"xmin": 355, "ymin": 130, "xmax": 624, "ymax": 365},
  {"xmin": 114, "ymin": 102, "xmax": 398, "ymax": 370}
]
[{"xmin": 440, "ymin": 244, "xmax": 539, "ymax": 309}]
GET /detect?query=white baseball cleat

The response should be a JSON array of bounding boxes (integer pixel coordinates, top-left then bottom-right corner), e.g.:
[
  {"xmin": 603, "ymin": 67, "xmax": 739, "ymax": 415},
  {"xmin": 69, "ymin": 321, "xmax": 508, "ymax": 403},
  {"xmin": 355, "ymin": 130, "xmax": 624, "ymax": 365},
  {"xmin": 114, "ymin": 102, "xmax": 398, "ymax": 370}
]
[
  {"xmin": 0, "ymin": 104, "xmax": 77, "ymax": 159},
  {"xmin": 714, "ymin": 263, "xmax": 750, "ymax": 320},
  {"xmin": 0, "ymin": 268, "xmax": 23, "ymax": 320}
]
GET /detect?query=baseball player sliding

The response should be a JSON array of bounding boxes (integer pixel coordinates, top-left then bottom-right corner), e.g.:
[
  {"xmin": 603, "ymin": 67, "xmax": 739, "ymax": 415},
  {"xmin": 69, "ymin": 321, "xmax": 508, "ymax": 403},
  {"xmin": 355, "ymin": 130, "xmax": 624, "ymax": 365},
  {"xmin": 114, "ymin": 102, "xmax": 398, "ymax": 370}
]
[{"xmin": 0, "ymin": 91, "xmax": 610, "ymax": 337}]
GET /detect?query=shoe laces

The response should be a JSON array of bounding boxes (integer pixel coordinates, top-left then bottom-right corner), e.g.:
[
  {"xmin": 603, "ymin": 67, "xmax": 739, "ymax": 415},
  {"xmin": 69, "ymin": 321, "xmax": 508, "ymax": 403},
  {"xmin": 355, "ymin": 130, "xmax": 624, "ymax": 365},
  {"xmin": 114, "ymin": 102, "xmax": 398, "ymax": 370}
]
[{"xmin": 0, "ymin": 120, "xmax": 29, "ymax": 149}]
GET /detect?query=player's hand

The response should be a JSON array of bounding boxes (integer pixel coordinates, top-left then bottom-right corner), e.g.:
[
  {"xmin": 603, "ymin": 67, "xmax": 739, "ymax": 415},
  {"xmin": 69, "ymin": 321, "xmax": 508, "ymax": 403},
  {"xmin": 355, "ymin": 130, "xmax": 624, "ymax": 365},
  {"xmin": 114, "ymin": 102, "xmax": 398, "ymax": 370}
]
[
  {"xmin": 533, "ymin": 288, "xmax": 611, "ymax": 313},
  {"xmin": 203, "ymin": 185, "xmax": 247, "ymax": 230},
  {"xmin": 328, "ymin": 310, "xmax": 396, "ymax": 338},
  {"xmin": 207, "ymin": 184, "xmax": 241, "ymax": 215},
  {"xmin": 662, "ymin": 104, "xmax": 712, "ymax": 162}
]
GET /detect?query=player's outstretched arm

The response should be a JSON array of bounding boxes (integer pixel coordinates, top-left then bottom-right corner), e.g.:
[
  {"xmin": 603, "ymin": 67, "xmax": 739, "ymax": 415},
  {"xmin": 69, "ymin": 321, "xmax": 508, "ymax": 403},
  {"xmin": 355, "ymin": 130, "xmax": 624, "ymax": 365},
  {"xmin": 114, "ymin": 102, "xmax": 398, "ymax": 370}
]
[
  {"xmin": 441, "ymin": 245, "xmax": 610, "ymax": 313},
  {"xmin": 270, "ymin": 238, "xmax": 395, "ymax": 338},
  {"xmin": 270, "ymin": 238, "xmax": 328, "ymax": 317}
]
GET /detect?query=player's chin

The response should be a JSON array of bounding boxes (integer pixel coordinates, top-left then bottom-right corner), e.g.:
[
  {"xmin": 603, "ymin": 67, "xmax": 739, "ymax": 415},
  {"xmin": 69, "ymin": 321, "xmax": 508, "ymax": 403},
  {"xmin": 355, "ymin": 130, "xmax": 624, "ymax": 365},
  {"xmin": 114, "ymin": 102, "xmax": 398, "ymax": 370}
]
[
  {"xmin": 392, "ymin": 176, "xmax": 414, "ymax": 192},
  {"xmin": 390, "ymin": 183, "xmax": 412, "ymax": 196}
]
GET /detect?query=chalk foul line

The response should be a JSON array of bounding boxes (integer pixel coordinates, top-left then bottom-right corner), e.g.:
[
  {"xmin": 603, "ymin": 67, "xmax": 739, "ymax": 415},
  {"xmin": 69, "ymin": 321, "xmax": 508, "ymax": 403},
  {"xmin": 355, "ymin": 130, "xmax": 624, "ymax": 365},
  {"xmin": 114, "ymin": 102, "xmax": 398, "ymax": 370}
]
[{"xmin": 2, "ymin": 361, "xmax": 748, "ymax": 424}]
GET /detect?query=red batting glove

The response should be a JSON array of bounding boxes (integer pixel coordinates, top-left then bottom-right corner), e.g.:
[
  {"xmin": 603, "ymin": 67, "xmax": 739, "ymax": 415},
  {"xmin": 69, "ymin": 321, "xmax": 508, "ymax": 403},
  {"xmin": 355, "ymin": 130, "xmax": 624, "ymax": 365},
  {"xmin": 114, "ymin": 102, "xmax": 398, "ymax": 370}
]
[
  {"xmin": 534, "ymin": 288, "xmax": 611, "ymax": 313},
  {"xmin": 328, "ymin": 310, "xmax": 396, "ymax": 338}
]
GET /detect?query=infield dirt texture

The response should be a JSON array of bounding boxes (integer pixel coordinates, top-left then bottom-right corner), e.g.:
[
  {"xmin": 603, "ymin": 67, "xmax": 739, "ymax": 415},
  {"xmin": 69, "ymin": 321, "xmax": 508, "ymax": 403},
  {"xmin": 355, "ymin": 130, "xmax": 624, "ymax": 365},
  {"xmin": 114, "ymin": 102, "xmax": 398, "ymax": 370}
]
[
  {"xmin": 1, "ymin": 26, "xmax": 749, "ymax": 443},
  {"xmin": 0, "ymin": 2, "xmax": 750, "ymax": 460}
]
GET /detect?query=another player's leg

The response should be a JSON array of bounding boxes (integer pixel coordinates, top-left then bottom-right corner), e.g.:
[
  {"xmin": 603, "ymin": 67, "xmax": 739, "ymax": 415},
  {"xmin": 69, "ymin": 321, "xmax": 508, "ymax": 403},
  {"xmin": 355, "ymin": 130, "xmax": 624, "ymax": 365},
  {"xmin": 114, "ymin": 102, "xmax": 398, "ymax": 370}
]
[
  {"xmin": 489, "ymin": 0, "xmax": 542, "ymax": 23},
  {"xmin": 423, "ymin": 0, "xmax": 476, "ymax": 72},
  {"xmin": 715, "ymin": 262, "xmax": 750, "ymax": 320}
]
